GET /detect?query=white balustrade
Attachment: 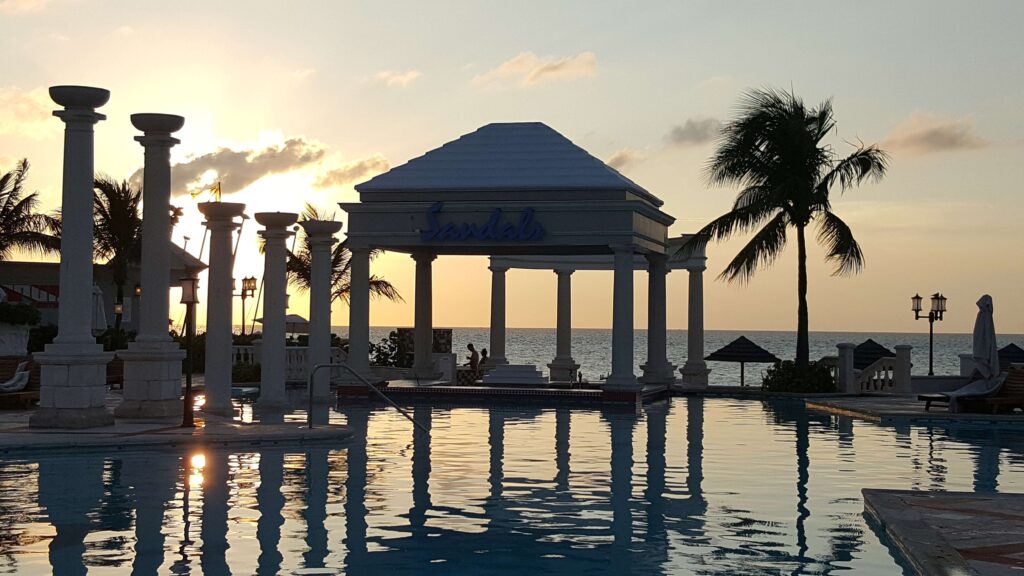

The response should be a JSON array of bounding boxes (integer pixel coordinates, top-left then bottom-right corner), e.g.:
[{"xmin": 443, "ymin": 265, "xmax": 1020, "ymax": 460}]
[{"xmin": 231, "ymin": 344, "xmax": 347, "ymax": 383}]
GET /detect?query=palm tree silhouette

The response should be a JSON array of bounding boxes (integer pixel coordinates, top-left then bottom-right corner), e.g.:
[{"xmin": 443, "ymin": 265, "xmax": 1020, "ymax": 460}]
[
  {"xmin": 0, "ymin": 159, "xmax": 59, "ymax": 260},
  {"xmin": 684, "ymin": 88, "xmax": 888, "ymax": 368},
  {"xmin": 287, "ymin": 204, "xmax": 402, "ymax": 305}
]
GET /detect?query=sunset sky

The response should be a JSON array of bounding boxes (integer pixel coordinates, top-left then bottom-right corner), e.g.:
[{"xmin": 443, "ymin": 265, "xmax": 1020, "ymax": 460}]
[{"xmin": 2, "ymin": 0, "xmax": 1022, "ymax": 334}]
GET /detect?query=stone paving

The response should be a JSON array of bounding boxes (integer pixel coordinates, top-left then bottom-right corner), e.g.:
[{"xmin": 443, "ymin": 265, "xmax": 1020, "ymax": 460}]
[
  {"xmin": 0, "ymin": 391, "xmax": 351, "ymax": 454},
  {"xmin": 865, "ymin": 489, "xmax": 1024, "ymax": 576}
]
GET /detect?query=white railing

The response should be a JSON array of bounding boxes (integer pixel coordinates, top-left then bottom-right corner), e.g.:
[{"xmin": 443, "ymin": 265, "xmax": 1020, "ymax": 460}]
[
  {"xmin": 231, "ymin": 344, "xmax": 347, "ymax": 383},
  {"xmin": 232, "ymin": 345, "xmax": 257, "ymax": 366},
  {"xmin": 857, "ymin": 357, "xmax": 897, "ymax": 393}
]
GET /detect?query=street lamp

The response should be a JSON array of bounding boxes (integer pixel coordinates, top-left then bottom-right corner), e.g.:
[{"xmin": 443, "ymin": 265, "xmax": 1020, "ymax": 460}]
[
  {"xmin": 239, "ymin": 276, "xmax": 257, "ymax": 336},
  {"xmin": 912, "ymin": 292, "xmax": 947, "ymax": 376},
  {"xmin": 134, "ymin": 283, "xmax": 142, "ymax": 297},
  {"xmin": 180, "ymin": 275, "xmax": 200, "ymax": 428}
]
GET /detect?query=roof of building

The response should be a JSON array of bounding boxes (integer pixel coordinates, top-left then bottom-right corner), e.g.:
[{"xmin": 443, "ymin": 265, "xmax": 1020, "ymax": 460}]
[{"xmin": 356, "ymin": 122, "xmax": 662, "ymax": 206}]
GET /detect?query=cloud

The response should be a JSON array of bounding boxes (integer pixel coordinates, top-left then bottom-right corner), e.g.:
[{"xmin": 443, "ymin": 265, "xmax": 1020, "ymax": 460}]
[
  {"xmin": 472, "ymin": 51, "xmax": 597, "ymax": 88},
  {"xmin": 293, "ymin": 68, "xmax": 316, "ymax": 79},
  {"xmin": 665, "ymin": 118, "xmax": 721, "ymax": 146},
  {"xmin": 883, "ymin": 112, "xmax": 987, "ymax": 155},
  {"xmin": 0, "ymin": 0, "xmax": 47, "ymax": 13},
  {"xmin": 0, "ymin": 87, "xmax": 59, "ymax": 139},
  {"xmin": 133, "ymin": 137, "xmax": 326, "ymax": 197},
  {"xmin": 315, "ymin": 154, "xmax": 390, "ymax": 188},
  {"xmin": 606, "ymin": 149, "xmax": 643, "ymax": 172},
  {"xmin": 374, "ymin": 70, "xmax": 421, "ymax": 87}
]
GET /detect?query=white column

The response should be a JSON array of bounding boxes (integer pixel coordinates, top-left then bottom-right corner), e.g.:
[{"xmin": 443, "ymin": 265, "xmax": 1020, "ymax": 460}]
[
  {"xmin": 302, "ymin": 220, "xmax": 342, "ymax": 403},
  {"xmin": 256, "ymin": 212, "xmax": 298, "ymax": 409},
  {"xmin": 488, "ymin": 265, "xmax": 508, "ymax": 365},
  {"xmin": 547, "ymin": 268, "xmax": 579, "ymax": 381},
  {"xmin": 837, "ymin": 343, "xmax": 856, "ymax": 393},
  {"xmin": 116, "ymin": 113, "xmax": 188, "ymax": 421},
  {"xmin": 894, "ymin": 345, "xmax": 913, "ymax": 396},
  {"xmin": 199, "ymin": 202, "xmax": 246, "ymax": 416},
  {"xmin": 605, "ymin": 245, "xmax": 638, "ymax": 390},
  {"xmin": 347, "ymin": 244, "xmax": 373, "ymax": 380},
  {"xmin": 31, "ymin": 86, "xmax": 114, "ymax": 428},
  {"xmin": 641, "ymin": 252, "xmax": 675, "ymax": 384},
  {"xmin": 679, "ymin": 264, "xmax": 709, "ymax": 387},
  {"xmin": 412, "ymin": 252, "xmax": 437, "ymax": 378}
]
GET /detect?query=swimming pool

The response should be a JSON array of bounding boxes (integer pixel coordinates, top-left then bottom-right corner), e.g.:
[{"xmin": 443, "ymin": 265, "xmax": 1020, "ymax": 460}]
[{"xmin": 2, "ymin": 397, "xmax": 1022, "ymax": 574}]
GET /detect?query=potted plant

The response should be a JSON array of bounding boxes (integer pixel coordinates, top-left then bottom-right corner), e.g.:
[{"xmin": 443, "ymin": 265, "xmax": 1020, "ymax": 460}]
[{"xmin": 0, "ymin": 302, "xmax": 41, "ymax": 357}]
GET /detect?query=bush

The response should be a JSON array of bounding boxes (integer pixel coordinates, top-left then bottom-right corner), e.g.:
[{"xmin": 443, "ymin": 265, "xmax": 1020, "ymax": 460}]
[
  {"xmin": 0, "ymin": 302, "xmax": 41, "ymax": 326},
  {"xmin": 761, "ymin": 360, "xmax": 836, "ymax": 393},
  {"xmin": 369, "ymin": 330, "xmax": 404, "ymax": 367},
  {"xmin": 232, "ymin": 362, "xmax": 261, "ymax": 383},
  {"xmin": 28, "ymin": 324, "xmax": 58, "ymax": 353}
]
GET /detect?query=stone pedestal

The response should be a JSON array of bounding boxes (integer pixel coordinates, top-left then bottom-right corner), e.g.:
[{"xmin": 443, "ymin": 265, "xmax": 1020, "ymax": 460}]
[
  {"xmin": 200, "ymin": 202, "xmax": 247, "ymax": 416},
  {"xmin": 30, "ymin": 85, "xmax": 114, "ymax": 429},
  {"xmin": 256, "ymin": 212, "xmax": 298, "ymax": 409},
  {"xmin": 547, "ymin": 268, "xmax": 579, "ymax": 382},
  {"xmin": 301, "ymin": 219, "xmax": 342, "ymax": 404},
  {"xmin": 117, "ymin": 113, "xmax": 187, "ymax": 421}
]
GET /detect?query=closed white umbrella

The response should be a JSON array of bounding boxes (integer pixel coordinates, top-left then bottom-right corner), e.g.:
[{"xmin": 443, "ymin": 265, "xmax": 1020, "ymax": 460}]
[
  {"xmin": 91, "ymin": 283, "xmax": 108, "ymax": 334},
  {"xmin": 972, "ymin": 294, "xmax": 1000, "ymax": 379}
]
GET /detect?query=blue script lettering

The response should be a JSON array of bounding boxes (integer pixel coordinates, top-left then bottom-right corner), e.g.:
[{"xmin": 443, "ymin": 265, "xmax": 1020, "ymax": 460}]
[{"xmin": 420, "ymin": 202, "xmax": 545, "ymax": 242}]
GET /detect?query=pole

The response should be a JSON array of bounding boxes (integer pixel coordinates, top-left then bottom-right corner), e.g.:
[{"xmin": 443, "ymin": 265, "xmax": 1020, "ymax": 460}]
[
  {"xmin": 928, "ymin": 314, "xmax": 935, "ymax": 376},
  {"xmin": 240, "ymin": 295, "xmax": 247, "ymax": 336},
  {"xmin": 182, "ymin": 301, "xmax": 195, "ymax": 427}
]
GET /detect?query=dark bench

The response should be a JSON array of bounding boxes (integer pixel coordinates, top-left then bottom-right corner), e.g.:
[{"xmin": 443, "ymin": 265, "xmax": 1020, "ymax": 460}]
[{"xmin": 918, "ymin": 393, "xmax": 949, "ymax": 411}]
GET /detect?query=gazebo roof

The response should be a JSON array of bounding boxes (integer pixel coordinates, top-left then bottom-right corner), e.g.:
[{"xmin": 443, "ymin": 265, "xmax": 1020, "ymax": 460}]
[
  {"xmin": 356, "ymin": 122, "xmax": 662, "ymax": 207},
  {"xmin": 854, "ymin": 339, "xmax": 894, "ymax": 371},
  {"xmin": 999, "ymin": 343, "xmax": 1024, "ymax": 366},
  {"xmin": 705, "ymin": 336, "xmax": 780, "ymax": 364}
]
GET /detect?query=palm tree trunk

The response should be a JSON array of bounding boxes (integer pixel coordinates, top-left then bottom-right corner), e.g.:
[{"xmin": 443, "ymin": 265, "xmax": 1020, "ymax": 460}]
[
  {"xmin": 796, "ymin": 223, "xmax": 809, "ymax": 369},
  {"xmin": 114, "ymin": 283, "xmax": 124, "ymax": 331}
]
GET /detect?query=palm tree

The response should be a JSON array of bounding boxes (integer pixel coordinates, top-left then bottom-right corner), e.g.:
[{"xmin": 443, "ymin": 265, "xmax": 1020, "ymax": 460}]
[
  {"xmin": 92, "ymin": 177, "xmax": 143, "ymax": 329},
  {"xmin": 287, "ymin": 204, "xmax": 402, "ymax": 304},
  {"xmin": 0, "ymin": 159, "xmax": 60, "ymax": 260},
  {"xmin": 683, "ymin": 88, "xmax": 888, "ymax": 369}
]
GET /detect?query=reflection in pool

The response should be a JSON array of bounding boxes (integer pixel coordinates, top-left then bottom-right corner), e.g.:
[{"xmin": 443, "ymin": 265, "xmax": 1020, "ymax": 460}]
[{"xmin": 1, "ymin": 398, "xmax": 1023, "ymax": 574}]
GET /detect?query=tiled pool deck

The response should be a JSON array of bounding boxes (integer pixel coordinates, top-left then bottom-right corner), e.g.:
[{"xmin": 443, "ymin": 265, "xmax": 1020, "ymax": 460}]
[
  {"xmin": 865, "ymin": 489, "xmax": 1024, "ymax": 575},
  {"xmin": 806, "ymin": 396, "xmax": 1024, "ymax": 426}
]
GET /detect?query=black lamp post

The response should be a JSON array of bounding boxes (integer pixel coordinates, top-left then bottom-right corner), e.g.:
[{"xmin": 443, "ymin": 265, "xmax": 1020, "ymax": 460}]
[
  {"xmin": 912, "ymin": 292, "xmax": 947, "ymax": 376},
  {"xmin": 240, "ymin": 276, "xmax": 257, "ymax": 336},
  {"xmin": 180, "ymin": 276, "xmax": 200, "ymax": 428}
]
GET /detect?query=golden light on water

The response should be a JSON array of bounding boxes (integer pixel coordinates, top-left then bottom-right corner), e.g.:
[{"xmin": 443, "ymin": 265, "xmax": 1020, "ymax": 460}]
[
  {"xmin": 188, "ymin": 453, "xmax": 206, "ymax": 487},
  {"xmin": 191, "ymin": 453, "xmax": 206, "ymax": 469}
]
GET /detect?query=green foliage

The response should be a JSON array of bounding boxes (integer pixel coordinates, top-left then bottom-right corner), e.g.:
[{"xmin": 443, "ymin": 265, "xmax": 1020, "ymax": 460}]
[
  {"xmin": 96, "ymin": 327, "xmax": 134, "ymax": 351},
  {"xmin": 761, "ymin": 360, "xmax": 837, "ymax": 393},
  {"xmin": 28, "ymin": 323, "xmax": 57, "ymax": 352},
  {"xmin": 232, "ymin": 362, "xmax": 261, "ymax": 383},
  {"xmin": 369, "ymin": 330, "xmax": 405, "ymax": 367},
  {"xmin": 0, "ymin": 159, "xmax": 60, "ymax": 260},
  {"xmin": 0, "ymin": 302, "xmax": 41, "ymax": 326}
]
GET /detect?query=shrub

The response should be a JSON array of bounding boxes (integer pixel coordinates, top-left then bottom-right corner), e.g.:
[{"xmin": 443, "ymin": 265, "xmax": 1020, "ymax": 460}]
[
  {"xmin": 232, "ymin": 362, "xmax": 261, "ymax": 383},
  {"xmin": 369, "ymin": 330, "xmax": 404, "ymax": 367},
  {"xmin": 0, "ymin": 302, "xmax": 41, "ymax": 326},
  {"xmin": 28, "ymin": 324, "xmax": 58, "ymax": 353},
  {"xmin": 761, "ymin": 360, "xmax": 836, "ymax": 393}
]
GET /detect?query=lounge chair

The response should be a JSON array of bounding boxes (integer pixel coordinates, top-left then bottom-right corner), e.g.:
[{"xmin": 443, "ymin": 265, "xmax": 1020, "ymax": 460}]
[
  {"xmin": 0, "ymin": 362, "xmax": 30, "ymax": 393},
  {"xmin": 919, "ymin": 367, "xmax": 1024, "ymax": 414}
]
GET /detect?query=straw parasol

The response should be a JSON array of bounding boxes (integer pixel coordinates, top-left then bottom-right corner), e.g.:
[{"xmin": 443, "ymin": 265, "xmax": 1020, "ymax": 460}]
[
  {"xmin": 705, "ymin": 336, "xmax": 780, "ymax": 386},
  {"xmin": 854, "ymin": 339, "xmax": 895, "ymax": 371}
]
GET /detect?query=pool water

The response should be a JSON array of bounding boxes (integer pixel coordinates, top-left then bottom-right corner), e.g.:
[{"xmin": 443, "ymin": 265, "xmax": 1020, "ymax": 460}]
[{"xmin": 2, "ymin": 398, "xmax": 1023, "ymax": 575}]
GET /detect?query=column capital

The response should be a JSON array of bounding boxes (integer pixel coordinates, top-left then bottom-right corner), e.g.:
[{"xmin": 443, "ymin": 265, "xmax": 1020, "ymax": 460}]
[
  {"xmin": 49, "ymin": 85, "xmax": 109, "ymax": 126},
  {"xmin": 300, "ymin": 219, "xmax": 343, "ymax": 242},
  {"xmin": 411, "ymin": 251, "xmax": 437, "ymax": 264},
  {"xmin": 53, "ymin": 108, "xmax": 106, "ymax": 126},
  {"xmin": 553, "ymin": 268, "xmax": 575, "ymax": 276},
  {"xmin": 255, "ymin": 212, "xmax": 299, "ymax": 238},
  {"xmin": 199, "ymin": 201, "xmax": 246, "ymax": 227},
  {"xmin": 131, "ymin": 113, "xmax": 184, "ymax": 147},
  {"xmin": 609, "ymin": 243, "xmax": 637, "ymax": 254},
  {"xmin": 489, "ymin": 264, "xmax": 509, "ymax": 273}
]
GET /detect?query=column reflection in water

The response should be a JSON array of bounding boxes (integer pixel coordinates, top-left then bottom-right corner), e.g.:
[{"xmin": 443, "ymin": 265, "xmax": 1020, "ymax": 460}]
[
  {"xmin": 200, "ymin": 450, "xmax": 231, "ymax": 575},
  {"xmin": 606, "ymin": 408, "xmax": 635, "ymax": 566},
  {"xmin": 410, "ymin": 405, "xmax": 433, "ymax": 536},
  {"xmin": 257, "ymin": 448, "xmax": 285, "ymax": 575},
  {"xmin": 555, "ymin": 408, "xmax": 571, "ymax": 494},
  {"xmin": 974, "ymin": 444, "xmax": 1001, "ymax": 493},
  {"xmin": 39, "ymin": 454, "xmax": 104, "ymax": 576},
  {"xmin": 303, "ymin": 448, "xmax": 330, "ymax": 570},
  {"xmin": 643, "ymin": 400, "xmax": 668, "ymax": 563},
  {"xmin": 123, "ymin": 452, "xmax": 177, "ymax": 574},
  {"xmin": 486, "ymin": 410, "xmax": 508, "ymax": 531},
  {"xmin": 344, "ymin": 408, "xmax": 369, "ymax": 572}
]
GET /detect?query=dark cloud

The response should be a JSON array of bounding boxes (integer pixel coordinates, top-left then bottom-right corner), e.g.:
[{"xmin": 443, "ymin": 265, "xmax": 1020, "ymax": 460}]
[
  {"xmin": 314, "ymin": 154, "xmax": 390, "ymax": 188},
  {"xmin": 606, "ymin": 148, "xmax": 642, "ymax": 172},
  {"xmin": 883, "ymin": 112, "xmax": 986, "ymax": 155},
  {"xmin": 131, "ymin": 137, "xmax": 325, "ymax": 196},
  {"xmin": 665, "ymin": 118, "xmax": 721, "ymax": 146}
]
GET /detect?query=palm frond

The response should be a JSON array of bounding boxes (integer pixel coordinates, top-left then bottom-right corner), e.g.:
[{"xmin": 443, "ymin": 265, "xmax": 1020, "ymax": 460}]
[
  {"xmin": 818, "ymin": 145, "xmax": 889, "ymax": 195},
  {"xmin": 816, "ymin": 211, "xmax": 864, "ymax": 276},
  {"xmin": 719, "ymin": 211, "xmax": 789, "ymax": 284}
]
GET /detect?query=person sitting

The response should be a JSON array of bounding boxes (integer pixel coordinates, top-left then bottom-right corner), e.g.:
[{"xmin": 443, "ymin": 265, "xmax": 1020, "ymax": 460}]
[{"xmin": 479, "ymin": 348, "xmax": 489, "ymax": 372}]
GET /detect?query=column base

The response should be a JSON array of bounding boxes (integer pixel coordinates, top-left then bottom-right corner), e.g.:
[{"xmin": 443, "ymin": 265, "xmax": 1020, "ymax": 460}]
[
  {"xmin": 547, "ymin": 357, "xmax": 580, "ymax": 382},
  {"xmin": 603, "ymin": 373, "xmax": 640, "ymax": 391},
  {"xmin": 639, "ymin": 361, "xmax": 678, "ymax": 385},
  {"xmin": 678, "ymin": 362, "xmax": 711, "ymax": 388},
  {"xmin": 31, "ymin": 344, "xmax": 114, "ymax": 429},
  {"xmin": 116, "ymin": 341, "xmax": 185, "ymax": 421},
  {"xmin": 488, "ymin": 356, "xmax": 508, "ymax": 366}
]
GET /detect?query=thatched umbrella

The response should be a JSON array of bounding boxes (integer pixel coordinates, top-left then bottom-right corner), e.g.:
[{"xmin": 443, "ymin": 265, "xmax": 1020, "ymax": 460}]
[
  {"xmin": 705, "ymin": 336, "xmax": 779, "ymax": 386},
  {"xmin": 854, "ymin": 339, "xmax": 894, "ymax": 371},
  {"xmin": 999, "ymin": 343, "xmax": 1024, "ymax": 370}
]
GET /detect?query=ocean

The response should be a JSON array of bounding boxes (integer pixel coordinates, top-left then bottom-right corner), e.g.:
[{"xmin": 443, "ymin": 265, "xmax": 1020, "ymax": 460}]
[{"xmin": 330, "ymin": 327, "xmax": 1023, "ymax": 387}]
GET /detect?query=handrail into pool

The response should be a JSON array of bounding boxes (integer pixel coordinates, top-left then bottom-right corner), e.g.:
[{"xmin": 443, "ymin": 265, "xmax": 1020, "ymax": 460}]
[{"xmin": 307, "ymin": 363, "xmax": 428, "ymax": 434}]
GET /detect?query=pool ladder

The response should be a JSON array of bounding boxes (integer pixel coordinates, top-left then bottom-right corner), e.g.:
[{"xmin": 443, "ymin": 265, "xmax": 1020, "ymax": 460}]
[{"xmin": 307, "ymin": 363, "xmax": 428, "ymax": 434}]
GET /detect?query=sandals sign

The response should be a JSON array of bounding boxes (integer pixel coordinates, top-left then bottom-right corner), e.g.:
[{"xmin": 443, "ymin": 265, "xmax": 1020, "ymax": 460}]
[{"xmin": 420, "ymin": 202, "xmax": 546, "ymax": 242}]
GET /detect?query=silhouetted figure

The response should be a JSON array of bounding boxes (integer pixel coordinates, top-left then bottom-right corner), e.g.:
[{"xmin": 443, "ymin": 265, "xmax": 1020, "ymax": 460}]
[{"xmin": 479, "ymin": 348, "xmax": 489, "ymax": 371}]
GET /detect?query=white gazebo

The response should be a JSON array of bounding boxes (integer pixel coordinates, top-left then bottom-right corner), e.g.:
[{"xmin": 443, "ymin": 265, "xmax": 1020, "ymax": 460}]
[{"xmin": 341, "ymin": 122, "xmax": 708, "ymax": 397}]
